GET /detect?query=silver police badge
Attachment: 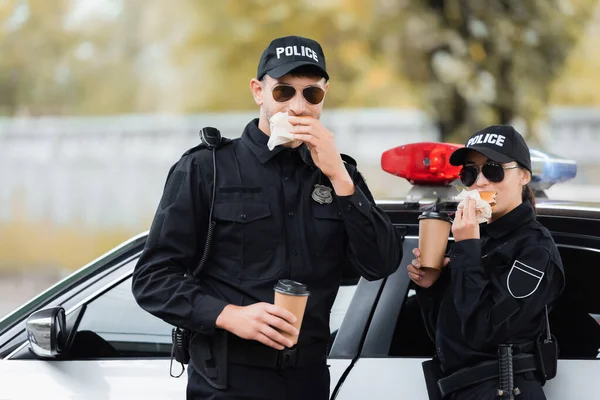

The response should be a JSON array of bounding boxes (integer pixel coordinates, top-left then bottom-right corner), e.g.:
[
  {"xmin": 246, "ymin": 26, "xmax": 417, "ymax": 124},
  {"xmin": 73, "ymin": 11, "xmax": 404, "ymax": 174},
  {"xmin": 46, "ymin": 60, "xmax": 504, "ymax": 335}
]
[{"xmin": 312, "ymin": 184, "xmax": 333, "ymax": 204}]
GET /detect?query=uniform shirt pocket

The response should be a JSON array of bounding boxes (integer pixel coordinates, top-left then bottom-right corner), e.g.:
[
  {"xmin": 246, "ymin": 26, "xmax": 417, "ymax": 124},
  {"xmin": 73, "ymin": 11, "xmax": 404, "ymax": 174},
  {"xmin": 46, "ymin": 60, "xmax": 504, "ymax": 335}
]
[
  {"xmin": 312, "ymin": 204, "xmax": 345, "ymax": 261},
  {"xmin": 213, "ymin": 201, "xmax": 281, "ymax": 280}
]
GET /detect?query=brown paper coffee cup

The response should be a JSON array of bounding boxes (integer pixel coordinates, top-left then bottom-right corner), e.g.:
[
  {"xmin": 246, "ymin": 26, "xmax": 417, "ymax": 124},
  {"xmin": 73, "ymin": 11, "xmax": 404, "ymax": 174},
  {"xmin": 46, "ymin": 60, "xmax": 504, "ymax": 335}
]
[
  {"xmin": 274, "ymin": 279, "xmax": 310, "ymax": 345},
  {"xmin": 418, "ymin": 211, "xmax": 452, "ymax": 270}
]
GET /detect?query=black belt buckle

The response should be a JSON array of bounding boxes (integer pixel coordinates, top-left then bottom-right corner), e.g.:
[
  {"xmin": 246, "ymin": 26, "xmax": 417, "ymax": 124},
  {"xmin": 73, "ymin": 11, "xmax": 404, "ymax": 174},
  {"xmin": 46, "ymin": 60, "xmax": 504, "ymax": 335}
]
[{"xmin": 277, "ymin": 346, "xmax": 298, "ymax": 370}]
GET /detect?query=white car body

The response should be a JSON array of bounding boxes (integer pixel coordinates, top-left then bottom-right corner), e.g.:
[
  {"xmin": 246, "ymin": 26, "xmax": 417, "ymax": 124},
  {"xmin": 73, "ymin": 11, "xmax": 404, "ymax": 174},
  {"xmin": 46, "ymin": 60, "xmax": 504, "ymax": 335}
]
[{"xmin": 1, "ymin": 200, "xmax": 600, "ymax": 400}]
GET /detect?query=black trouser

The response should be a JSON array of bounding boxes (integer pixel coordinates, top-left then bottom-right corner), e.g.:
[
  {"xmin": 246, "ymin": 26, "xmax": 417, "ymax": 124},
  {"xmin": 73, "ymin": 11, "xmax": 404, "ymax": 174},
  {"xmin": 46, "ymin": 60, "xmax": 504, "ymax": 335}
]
[
  {"xmin": 186, "ymin": 361, "xmax": 330, "ymax": 400},
  {"xmin": 449, "ymin": 372, "xmax": 546, "ymax": 400}
]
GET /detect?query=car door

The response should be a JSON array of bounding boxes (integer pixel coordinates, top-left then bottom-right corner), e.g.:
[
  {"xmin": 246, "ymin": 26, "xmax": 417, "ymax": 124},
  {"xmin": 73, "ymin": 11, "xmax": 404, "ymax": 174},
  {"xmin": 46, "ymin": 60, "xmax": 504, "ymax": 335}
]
[
  {"xmin": 1, "ymin": 269, "xmax": 187, "ymax": 400},
  {"xmin": 333, "ymin": 236, "xmax": 430, "ymax": 400},
  {"xmin": 335, "ymin": 232, "xmax": 600, "ymax": 400},
  {"xmin": 328, "ymin": 275, "xmax": 387, "ymax": 399},
  {"xmin": 0, "ymin": 250, "xmax": 371, "ymax": 400}
]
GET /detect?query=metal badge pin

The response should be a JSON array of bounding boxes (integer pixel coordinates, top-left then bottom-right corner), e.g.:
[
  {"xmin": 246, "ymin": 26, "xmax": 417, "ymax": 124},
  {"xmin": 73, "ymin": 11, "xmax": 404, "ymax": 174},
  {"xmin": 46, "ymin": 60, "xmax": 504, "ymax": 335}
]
[{"xmin": 312, "ymin": 184, "xmax": 333, "ymax": 204}]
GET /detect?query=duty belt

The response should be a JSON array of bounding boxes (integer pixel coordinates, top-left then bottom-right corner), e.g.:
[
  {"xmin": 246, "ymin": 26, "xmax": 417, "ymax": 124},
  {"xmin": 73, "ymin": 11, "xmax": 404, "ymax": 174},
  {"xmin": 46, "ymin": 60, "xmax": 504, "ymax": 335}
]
[
  {"xmin": 437, "ymin": 353, "xmax": 538, "ymax": 398},
  {"xmin": 228, "ymin": 335, "xmax": 327, "ymax": 370}
]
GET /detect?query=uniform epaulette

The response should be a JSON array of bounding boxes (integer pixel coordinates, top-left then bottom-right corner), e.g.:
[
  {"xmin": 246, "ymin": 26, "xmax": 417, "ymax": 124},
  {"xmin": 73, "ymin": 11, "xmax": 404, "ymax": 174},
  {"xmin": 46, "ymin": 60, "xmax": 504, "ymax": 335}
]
[
  {"xmin": 181, "ymin": 137, "xmax": 234, "ymax": 157},
  {"xmin": 341, "ymin": 153, "xmax": 357, "ymax": 167},
  {"xmin": 181, "ymin": 143, "xmax": 208, "ymax": 157}
]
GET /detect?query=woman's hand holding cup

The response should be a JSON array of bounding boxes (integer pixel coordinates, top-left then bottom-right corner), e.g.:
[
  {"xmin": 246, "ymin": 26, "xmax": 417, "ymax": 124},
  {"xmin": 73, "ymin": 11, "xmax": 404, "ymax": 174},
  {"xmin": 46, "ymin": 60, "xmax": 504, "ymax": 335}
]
[{"xmin": 407, "ymin": 248, "xmax": 449, "ymax": 288}]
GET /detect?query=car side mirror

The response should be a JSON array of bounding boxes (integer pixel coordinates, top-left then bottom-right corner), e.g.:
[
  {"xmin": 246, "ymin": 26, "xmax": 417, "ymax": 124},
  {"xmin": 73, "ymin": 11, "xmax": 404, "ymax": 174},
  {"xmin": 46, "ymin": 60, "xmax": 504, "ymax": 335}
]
[{"xmin": 25, "ymin": 307, "xmax": 67, "ymax": 358}]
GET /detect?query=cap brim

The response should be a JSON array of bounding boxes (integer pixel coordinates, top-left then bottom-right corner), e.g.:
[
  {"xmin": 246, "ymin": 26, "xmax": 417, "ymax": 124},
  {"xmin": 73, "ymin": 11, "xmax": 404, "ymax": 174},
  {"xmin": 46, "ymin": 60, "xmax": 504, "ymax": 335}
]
[
  {"xmin": 449, "ymin": 146, "xmax": 514, "ymax": 166},
  {"xmin": 267, "ymin": 61, "xmax": 329, "ymax": 80}
]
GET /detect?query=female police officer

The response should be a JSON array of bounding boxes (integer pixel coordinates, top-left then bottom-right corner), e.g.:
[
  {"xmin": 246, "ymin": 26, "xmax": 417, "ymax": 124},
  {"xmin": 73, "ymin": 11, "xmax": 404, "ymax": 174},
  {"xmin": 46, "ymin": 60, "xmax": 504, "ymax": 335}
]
[{"xmin": 408, "ymin": 125, "xmax": 565, "ymax": 399}]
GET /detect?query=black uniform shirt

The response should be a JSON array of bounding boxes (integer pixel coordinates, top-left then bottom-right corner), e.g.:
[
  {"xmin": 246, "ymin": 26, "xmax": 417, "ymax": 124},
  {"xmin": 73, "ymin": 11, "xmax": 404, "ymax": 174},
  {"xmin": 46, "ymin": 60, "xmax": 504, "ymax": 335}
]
[
  {"xmin": 132, "ymin": 119, "xmax": 402, "ymax": 346},
  {"xmin": 417, "ymin": 201, "xmax": 565, "ymax": 375}
]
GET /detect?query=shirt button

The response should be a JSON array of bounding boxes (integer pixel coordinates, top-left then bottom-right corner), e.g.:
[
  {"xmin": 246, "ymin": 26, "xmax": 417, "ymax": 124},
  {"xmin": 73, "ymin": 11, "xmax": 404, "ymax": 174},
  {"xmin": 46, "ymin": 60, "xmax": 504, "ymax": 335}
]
[
  {"xmin": 292, "ymin": 250, "xmax": 298, "ymax": 256},
  {"xmin": 284, "ymin": 177, "xmax": 290, "ymax": 182},
  {"xmin": 347, "ymin": 204, "xmax": 353, "ymax": 211},
  {"xmin": 240, "ymin": 214, "xmax": 247, "ymax": 219},
  {"xmin": 288, "ymin": 212, "xmax": 294, "ymax": 217}
]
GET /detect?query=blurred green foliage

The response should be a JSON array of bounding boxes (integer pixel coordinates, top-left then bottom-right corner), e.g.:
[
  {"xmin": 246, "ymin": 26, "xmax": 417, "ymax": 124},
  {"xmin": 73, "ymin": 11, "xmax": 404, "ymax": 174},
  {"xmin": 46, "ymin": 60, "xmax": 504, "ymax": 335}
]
[{"xmin": 0, "ymin": 0, "xmax": 598, "ymax": 143}]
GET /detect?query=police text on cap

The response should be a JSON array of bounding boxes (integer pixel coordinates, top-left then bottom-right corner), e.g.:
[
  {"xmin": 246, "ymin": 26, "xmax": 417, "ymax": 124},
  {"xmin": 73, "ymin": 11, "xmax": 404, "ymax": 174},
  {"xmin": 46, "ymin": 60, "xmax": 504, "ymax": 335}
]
[
  {"xmin": 467, "ymin": 133, "xmax": 506, "ymax": 148},
  {"xmin": 275, "ymin": 46, "xmax": 318, "ymax": 62}
]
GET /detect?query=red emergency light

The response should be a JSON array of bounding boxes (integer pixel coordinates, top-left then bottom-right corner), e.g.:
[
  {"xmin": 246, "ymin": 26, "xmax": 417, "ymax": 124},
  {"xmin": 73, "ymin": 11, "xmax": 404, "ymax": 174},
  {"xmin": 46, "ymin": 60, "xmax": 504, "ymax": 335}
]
[{"xmin": 381, "ymin": 142, "xmax": 464, "ymax": 185}]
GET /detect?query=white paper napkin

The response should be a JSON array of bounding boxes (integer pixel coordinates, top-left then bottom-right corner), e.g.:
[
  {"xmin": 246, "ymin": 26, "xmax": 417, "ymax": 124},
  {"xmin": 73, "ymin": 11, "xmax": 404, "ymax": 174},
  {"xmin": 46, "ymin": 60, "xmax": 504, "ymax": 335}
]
[{"xmin": 267, "ymin": 112, "xmax": 296, "ymax": 151}]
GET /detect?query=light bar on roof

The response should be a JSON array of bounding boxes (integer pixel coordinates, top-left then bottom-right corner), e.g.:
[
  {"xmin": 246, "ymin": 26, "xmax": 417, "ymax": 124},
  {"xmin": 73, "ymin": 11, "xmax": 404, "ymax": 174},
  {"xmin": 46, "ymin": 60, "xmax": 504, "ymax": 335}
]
[
  {"xmin": 529, "ymin": 149, "xmax": 577, "ymax": 191},
  {"xmin": 380, "ymin": 143, "xmax": 577, "ymax": 191}
]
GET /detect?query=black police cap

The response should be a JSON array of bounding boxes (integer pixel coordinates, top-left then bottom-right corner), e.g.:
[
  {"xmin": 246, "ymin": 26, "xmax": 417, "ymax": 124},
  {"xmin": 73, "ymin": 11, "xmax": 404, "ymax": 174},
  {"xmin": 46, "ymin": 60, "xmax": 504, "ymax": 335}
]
[
  {"xmin": 450, "ymin": 125, "xmax": 532, "ymax": 173},
  {"xmin": 257, "ymin": 35, "xmax": 329, "ymax": 81}
]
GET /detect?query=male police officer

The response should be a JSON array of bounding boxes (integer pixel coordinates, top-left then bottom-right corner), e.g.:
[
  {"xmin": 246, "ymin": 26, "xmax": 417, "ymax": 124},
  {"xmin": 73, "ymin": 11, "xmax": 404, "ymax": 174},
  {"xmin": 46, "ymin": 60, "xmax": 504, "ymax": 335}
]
[{"xmin": 132, "ymin": 35, "xmax": 402, "ymax": 400}]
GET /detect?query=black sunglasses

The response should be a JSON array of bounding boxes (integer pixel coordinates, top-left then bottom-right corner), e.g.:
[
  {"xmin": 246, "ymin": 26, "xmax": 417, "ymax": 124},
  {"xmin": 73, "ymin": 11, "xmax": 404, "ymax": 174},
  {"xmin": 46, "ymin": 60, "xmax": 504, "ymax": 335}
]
[
  {"xmin": 460, "ymin": 163, "xmax": 519, "ymax": 187},
  {"xmin": 271, "ymin": 84, "xmax": 325, "ymax": 105}
]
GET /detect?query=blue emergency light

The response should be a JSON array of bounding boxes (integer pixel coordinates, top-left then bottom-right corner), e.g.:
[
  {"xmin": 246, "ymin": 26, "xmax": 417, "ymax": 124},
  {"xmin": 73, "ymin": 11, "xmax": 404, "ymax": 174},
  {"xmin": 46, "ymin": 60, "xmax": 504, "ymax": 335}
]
[{"xmin": 529, "ymin": 149, "xmax": 577, "ymax": 191}]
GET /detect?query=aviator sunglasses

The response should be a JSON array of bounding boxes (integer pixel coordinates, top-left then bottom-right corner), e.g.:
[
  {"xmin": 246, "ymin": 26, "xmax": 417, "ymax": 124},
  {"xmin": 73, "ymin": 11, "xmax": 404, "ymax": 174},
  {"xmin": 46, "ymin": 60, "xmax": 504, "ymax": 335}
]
[
  {"xmin": 460, "ymin": 162, "xmax": 519, "ymax": 187},
  {"xmin": 271, "ymin": 84, "xmax": 326, "ymax": 105}
]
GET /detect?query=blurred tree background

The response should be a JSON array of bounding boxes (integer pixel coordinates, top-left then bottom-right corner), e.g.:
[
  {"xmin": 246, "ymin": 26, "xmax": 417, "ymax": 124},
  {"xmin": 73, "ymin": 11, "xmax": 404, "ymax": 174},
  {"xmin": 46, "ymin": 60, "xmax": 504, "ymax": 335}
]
[
  {"xmin": 1, "ymin": 0, "xmax": 599, "ymax": 143},
  {"xmin": 1, "ymin": 0, "xmax": 599, "ymax": 307}
]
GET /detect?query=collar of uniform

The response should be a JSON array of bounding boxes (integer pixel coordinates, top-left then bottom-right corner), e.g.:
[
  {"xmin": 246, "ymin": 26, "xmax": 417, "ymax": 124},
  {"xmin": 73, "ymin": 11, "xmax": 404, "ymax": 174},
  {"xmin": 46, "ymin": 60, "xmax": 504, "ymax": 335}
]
[
  {"xmin": 241, "ymin": 118, "xmax": 284, "ymax": 164},
  {"xmin": 298, "ymin": 144, "xmax": 316, "ymax": 167},
  {"xmin": 481, "ymin": 201, "xmax": 535, "ymax": 239},
  {"xmin": 241, "ymin": 118, "xmax": 317, "ymax": 167}
]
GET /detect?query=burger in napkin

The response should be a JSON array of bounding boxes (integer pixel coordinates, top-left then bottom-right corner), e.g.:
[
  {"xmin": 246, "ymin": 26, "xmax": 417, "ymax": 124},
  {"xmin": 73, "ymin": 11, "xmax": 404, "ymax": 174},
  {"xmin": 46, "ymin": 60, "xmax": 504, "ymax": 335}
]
[{"xmin": 455, "ymin": 190, "xmax": 497, "ymax": 224}]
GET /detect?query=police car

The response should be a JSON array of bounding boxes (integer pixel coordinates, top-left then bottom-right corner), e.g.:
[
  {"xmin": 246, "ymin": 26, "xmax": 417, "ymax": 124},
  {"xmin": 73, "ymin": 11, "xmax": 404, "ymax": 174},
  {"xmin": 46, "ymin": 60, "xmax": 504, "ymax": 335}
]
[{"xmin": 0, "ymin": 143, "xmax": 598, "ymax": 400}]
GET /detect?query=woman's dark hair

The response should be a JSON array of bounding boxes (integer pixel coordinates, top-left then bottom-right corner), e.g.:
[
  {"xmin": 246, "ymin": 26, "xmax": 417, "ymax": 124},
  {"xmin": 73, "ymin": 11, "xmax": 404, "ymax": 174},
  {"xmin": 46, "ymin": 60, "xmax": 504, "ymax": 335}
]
[
  {"xmin": 522, "ymin": 184, "xmax": 536, "ymax": 210},
  {"xmin": 520, "ymin": 162, "xmax": 536, "ymax": 213}
]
